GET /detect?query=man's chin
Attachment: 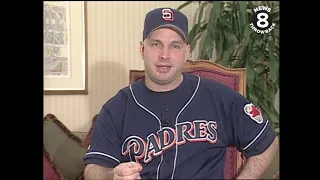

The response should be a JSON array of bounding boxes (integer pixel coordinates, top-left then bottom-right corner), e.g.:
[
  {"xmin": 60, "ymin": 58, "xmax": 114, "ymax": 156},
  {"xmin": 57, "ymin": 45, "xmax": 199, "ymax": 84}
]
[
  {"xmin": 152, "ymin": 72, "xmax": 181, "ymax": 85},
  {"xmin": 153, "ymin": 77, "xmax": 172, "ymax": 85}
]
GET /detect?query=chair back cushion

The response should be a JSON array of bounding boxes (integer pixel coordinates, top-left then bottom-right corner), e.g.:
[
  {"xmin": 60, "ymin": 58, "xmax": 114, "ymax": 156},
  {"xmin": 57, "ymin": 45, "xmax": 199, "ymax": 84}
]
[{"xmin": 44, "ymin": 114, "xmax": 87, "ymax": 180}]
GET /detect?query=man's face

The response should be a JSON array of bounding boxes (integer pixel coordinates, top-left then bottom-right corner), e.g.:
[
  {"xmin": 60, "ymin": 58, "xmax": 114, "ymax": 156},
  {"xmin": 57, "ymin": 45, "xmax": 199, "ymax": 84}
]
[{"xmin": 140, "ymin": 27, "xmax": 190, "ymax": 85}]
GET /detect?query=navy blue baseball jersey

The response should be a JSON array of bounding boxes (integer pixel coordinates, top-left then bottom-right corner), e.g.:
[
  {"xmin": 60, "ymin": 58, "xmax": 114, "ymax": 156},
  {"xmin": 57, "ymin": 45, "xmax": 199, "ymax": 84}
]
[{"xmin": 84, "ymin": 72, "xmax": 277, "ymax": 179}]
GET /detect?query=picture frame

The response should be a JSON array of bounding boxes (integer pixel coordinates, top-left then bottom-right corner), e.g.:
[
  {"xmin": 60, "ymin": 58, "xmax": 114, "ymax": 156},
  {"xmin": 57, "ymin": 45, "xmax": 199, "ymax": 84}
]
[{"xmin": 44, "ymin": 1, "xmax": 88, "ymax": 95}]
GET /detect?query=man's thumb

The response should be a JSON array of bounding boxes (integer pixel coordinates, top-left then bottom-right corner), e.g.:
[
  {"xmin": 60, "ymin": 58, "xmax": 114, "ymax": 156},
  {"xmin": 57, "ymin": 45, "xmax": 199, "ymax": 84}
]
[{"xmin": 127, "ymin": 161, "xmax": 142, "ymax": 169}]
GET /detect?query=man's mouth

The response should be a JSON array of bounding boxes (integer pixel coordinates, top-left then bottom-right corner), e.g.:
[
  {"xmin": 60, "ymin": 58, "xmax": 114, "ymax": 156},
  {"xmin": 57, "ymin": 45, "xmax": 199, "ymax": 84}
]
[{"xmin": 156, "ymin": 65, "xmax": 171, "ymax": 73}]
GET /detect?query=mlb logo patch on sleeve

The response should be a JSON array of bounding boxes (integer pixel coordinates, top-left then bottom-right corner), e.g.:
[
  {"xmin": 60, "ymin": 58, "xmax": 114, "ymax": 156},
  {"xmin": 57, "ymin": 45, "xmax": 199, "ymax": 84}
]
[{"xmin": 244, "ymin": 103, "xmax": 263, "ymax": 124}]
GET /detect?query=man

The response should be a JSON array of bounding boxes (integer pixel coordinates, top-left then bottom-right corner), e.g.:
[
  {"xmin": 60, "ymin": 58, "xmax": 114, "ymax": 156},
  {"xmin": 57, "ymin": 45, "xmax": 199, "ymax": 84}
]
[{"xmin": 83, "ymin": 7, "xmax": 279, "ymax": 180}]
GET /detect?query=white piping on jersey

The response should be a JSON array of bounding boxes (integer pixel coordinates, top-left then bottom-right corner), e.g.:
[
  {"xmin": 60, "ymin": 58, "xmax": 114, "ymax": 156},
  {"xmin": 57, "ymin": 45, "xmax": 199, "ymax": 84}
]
[
  {"xmin": 171, "ymin": 75, "xmax": 200, "ymax": 180},
  {"xmin": 243, "ymin": 120, "xmax": 269, "ymax": 150},
  {"xmin": 129, "ymin": 85, "xmax": 163, "ymax": 180},
  {"xmin": 85, "ymin": 152, "xmax": 120, "ymax": 163}
]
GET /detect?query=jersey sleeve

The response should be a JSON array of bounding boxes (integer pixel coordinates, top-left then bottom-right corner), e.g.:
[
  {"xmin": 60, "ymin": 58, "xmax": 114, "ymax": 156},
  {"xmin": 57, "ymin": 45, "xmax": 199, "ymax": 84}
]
[
  {"xmin": 228, "ymin": 93, "xmax": 277, "ymax": 158},
  {"xmin": 83, "ymin": 91, "xmax": 127, "ymax": 168}
]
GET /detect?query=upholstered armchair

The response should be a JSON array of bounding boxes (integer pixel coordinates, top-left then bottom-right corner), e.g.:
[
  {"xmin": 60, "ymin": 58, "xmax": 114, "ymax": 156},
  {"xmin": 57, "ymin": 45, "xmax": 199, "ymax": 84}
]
[{"xmin": 129, "ymin": 59, "xmax": 247, "ymax": 179}]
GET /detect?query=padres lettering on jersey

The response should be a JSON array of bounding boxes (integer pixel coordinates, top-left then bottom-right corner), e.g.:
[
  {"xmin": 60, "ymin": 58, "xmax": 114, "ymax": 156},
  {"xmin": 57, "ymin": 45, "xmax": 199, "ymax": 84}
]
[{"xmin": 121, "ymin": 120, "xmax": 218, "ymax": 163}]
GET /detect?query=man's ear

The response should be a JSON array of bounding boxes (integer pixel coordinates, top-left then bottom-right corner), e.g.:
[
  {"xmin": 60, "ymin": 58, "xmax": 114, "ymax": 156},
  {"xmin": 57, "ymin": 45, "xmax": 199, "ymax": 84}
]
[{"xmin": 140, "ymin": 41, "xmax": 144, "ymax": 59}]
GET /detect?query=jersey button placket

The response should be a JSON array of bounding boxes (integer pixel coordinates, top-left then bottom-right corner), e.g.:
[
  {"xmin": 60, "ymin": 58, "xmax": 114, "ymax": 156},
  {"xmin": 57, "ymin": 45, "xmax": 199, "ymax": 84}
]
[{"xmin": 162, "ymin": 105, "xmax": 171, "ymax": 127}]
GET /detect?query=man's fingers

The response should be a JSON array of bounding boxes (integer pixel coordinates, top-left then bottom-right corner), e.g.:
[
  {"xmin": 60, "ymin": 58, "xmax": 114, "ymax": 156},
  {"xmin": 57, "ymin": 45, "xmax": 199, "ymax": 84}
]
[
  {"xmin": 135, "ymin": 163, "xmax": 143, "ymax": 172},
  {"xmin": 114, "ymin": 172, "xmax": 140, "ymax": 180},
  {"xmin": 121, "ymin": 166, "xmax": 141, "ymax": 176},
  {"xmin": 123, "ymin": 172, "xmax": 141, "ymax": 180},
  {"xmin": 126, "ymin": 161, "xmax": 142, "ymax": 169},
  {"xmin": 114, "ymin": 162, "xmax": 143, "ymax": 176}
]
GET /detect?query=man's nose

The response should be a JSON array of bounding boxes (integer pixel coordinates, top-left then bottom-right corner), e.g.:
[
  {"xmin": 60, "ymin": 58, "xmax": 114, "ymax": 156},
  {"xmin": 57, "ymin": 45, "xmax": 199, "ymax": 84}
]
[{"xmin": 159, "ymin": 48, "xmax": 171, "ymax": 59}]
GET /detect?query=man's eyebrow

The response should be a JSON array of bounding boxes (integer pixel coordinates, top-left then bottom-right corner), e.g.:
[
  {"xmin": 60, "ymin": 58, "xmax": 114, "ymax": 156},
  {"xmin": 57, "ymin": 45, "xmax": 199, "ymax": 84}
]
[
  {"xmin": 171, "ymin": 40, "xmax": 184, "ymax": 44},
  {"xmin": 148, "ymin": 38, "xmax": 162, "ymax": 43}
]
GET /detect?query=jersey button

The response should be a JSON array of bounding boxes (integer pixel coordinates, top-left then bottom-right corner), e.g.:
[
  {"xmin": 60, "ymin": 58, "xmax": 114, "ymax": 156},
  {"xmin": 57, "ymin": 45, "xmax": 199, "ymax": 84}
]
[
  {"xmin": 162, "ymin": 119, "xmax": 170, "ymax": 126},
  {"xmin": 165, "ymin": 107, "xmax": 170, "ymax": 112}
]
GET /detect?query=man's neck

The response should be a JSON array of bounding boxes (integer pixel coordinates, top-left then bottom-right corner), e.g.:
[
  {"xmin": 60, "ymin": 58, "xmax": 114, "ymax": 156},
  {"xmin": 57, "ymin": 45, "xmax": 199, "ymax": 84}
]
[{"xmin": 145, "ymin": 74, "xmax": 183, "ymax": 92}]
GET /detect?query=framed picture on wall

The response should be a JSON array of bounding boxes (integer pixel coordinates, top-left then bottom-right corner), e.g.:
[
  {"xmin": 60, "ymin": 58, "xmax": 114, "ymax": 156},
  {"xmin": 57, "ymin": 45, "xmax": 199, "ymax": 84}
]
[{"xmin": 43, "ymin": 1, "xmax": 88, "ymax": 95}]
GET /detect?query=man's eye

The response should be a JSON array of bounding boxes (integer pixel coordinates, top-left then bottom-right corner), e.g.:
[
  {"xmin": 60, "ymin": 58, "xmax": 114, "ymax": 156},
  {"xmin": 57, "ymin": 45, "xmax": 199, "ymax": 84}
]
[
  {"xmin": 151, "ymin": 43, "xmax": 160, "ymax": 47},
  {"xmin": 173, "ymin": 44, "xmax": 181, "ymax": 49}
]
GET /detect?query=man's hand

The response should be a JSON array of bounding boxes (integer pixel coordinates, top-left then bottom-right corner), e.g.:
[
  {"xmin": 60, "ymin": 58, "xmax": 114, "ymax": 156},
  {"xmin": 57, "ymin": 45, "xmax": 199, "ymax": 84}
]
[{"xmin": 113, "ymin": 162, "xmax": 143, "ymax": 180}]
